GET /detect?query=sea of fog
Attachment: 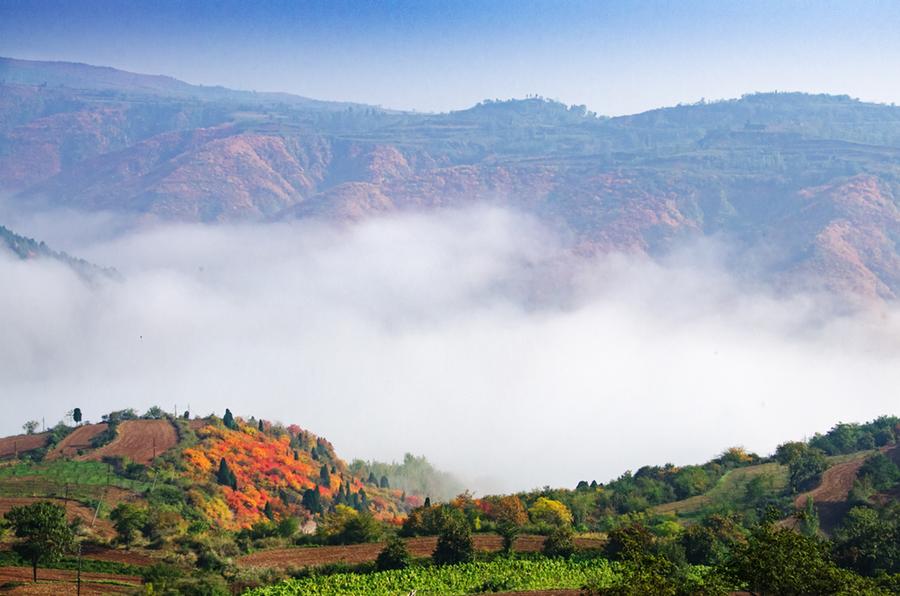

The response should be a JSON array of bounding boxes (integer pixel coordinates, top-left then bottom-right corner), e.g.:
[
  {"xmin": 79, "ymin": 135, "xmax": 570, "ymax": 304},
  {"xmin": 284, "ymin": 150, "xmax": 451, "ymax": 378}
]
[{"xmin": 2, "ymin": 205, "xmax": 898, "ymax": 493}]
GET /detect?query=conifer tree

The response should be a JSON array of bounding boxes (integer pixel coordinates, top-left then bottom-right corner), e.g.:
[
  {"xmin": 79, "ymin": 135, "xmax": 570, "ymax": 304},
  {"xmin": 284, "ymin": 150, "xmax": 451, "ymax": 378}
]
[
  {"xmin": 223, "ymin": 408, "xmax": 237, "ymax": 430},
  {"xmin": 216, "ymin": 458, "xmax": 237, "ymax": 490}
]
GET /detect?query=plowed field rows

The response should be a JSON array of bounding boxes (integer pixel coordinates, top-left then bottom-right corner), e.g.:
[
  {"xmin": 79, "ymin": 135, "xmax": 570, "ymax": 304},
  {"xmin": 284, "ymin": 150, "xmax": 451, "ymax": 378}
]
[
  {"xmin": 0, "ymin": 566, "xmax": 140, "ymax": 595},
  {"xmin": 80, "ymin": 420, "xmax": 177, "ymax": 465},
  {"xmin": 46, "ymin": 424, "xmax": 106, "ymax": 460},
  {"xmin": 0, "ymin": 434, "xmax": 48, "ymax": 460},
  {"xmin": 237, "ymin": 534, "xmax": 604, "ymax": 569}
]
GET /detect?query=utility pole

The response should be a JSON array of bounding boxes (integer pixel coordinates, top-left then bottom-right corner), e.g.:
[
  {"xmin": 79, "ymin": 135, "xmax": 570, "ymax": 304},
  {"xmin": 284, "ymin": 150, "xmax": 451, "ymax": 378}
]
[{"xmin": 76, "ymin": 541, "xmax": 82, "ymax": 596}]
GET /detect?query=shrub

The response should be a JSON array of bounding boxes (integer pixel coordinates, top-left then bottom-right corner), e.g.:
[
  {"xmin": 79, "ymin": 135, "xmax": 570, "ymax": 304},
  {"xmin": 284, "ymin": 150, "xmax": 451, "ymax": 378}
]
[
  {"xmin": 432, "ymin": 516, "xmax": 474, "ymax": 565},
  {"xmin": 543, "ymin": 524, "xmax": 575, "ymax": 558},
  {"xmin": 375, "ymin": 536, "xmax": 410, "ymax": 571}
]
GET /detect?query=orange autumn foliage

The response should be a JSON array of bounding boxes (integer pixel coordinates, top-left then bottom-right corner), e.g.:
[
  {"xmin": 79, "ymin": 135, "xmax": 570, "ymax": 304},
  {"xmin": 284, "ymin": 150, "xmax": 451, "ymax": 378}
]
[{"xmin": 182, "ymin": 420, "xmax": 408, "ymax": 529}]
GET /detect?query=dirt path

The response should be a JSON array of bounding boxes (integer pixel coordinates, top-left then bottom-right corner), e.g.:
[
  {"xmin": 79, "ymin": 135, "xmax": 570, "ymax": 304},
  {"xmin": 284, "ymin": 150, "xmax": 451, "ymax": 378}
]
[
  {"xmin": 45, "ymin": 424, "xmax": 107, "ymax": 460},
  {"xmin": 0, "ymin": 566, "xmax": 140, "ymax": 595},
  {"xmin": 237, "ymin": 534, "xmax": 604, "ymax": 569},
  {"xmin": 793, "ymin": 445, "xmax": 897, "ymax": 531},
  {"xmin": 79, "ymin": 420, "xmax": 177, "ymax": 465},
  {"xmin": 0, "ymin": 434, "xmax": 48, "ymax": 460}
]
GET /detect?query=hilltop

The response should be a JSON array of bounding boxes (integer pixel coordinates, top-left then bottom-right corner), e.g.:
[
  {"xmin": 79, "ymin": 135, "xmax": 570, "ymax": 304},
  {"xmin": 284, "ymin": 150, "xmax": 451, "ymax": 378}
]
[{"xmin": 4, "ymin": 58, "xmax": 900, "ymax": 302}]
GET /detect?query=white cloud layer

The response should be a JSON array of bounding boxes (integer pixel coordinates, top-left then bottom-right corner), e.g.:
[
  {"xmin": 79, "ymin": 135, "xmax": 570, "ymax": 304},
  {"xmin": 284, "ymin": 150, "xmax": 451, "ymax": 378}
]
[{"xmin": 2, "ymin": 206, "xmax": 898, "ymax": 493}]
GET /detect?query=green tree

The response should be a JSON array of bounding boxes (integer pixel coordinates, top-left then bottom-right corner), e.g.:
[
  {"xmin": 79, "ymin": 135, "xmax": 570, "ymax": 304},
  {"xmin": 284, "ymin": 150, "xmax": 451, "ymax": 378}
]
[
  {"xmin": 798, "ymin": 496, "xmax": 819, "ymax": 538},
  {"xmin": 542, "ymin": 524, "xmax": 575, "ymax": 558},
  {"xmin": 22, "ymin": 420, "xmax": 39, "ymax": 435},
  {"xmin": 320, "ymin": 464, "xmax": 331, "ymax": 488},
  {"xmin": 832, "ymin": 504, "xmax": 900, "ymax": 576},
  {"xmin": 432, "ymin": 515, "xmax": 474, "ymax": 565},
  {"xmin": 302, "ymin": 486, "xmax": 322, "ymax": 514},
  {"xmin": 73, "ymin": 408, "xmax": 82, "ymax": 424},
  {"xmin": 857, "ymin": 453, "xmax": 900, "ymax": 491},
  {"xmin": 222, "ymin": 408, "xmax": 237, "ymax": 430},
  {"xmin": 258, "ymin": 419, "xmax": 265, "ymax": 432},
  {"xmin": 216, "ymin": 458, "xmax": 237, "ymax": 490},
  {"xmin": 725, "ymin": 522, "xmax": 875, "ymax": 595},
  {"xmin": 376, "ymin": 535, "xmax": 411, "ymax": 571},
  {"xmin": 4, "ymin": 501, "xmax": 74, "ymax": 581},
  {"xmin": 110, "ymin": 503, "xmax": 147, "ymax": 548}
]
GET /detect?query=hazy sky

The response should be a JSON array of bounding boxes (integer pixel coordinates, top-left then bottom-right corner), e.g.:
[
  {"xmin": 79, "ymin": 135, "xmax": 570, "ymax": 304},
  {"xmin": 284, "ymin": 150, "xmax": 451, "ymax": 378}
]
[{"xmin": 2, "ymin": 0, "xmax": 900, "ymax": 114}]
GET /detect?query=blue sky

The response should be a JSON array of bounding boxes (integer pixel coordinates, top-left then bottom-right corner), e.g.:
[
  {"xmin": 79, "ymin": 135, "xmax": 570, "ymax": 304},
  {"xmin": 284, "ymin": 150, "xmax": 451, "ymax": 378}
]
[{"xmin": 2, "ymin": 0, "xmax": 899, "ymax": 115}]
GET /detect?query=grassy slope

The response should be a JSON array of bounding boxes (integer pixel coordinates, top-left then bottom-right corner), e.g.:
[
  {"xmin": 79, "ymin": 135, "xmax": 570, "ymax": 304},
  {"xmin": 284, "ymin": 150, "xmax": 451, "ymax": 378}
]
[{"xmin": 651, "ymin": 450, "xmax": 876, "ymax": 520}]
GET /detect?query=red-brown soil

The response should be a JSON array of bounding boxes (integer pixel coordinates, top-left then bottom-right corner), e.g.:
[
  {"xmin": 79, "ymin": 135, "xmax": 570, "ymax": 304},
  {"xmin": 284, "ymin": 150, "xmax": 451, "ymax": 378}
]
[
  {"xmin": 45, "ymin": 425, "xmax": 107, "ymax": 460},
  {"xmin": 79, "ymin": 545, "xmax": 156, "ymax": 567},
  {"xmin": 236, "ymin": 534, "xmax": 604, "ymax": 569},
  {"xmin": 793, "ymin": 444, "xmax": 898, "ymax": 531},
  {"xmin": 0, "ymin": 498, "xmax": 114, "ymax": 539},
  {"xmin": 0, "ymin": 566, "xmax": 140, "ymax": 595},
  {"xmin": 0, "ymin": 434, "xmax": 48, "ymax": 460},
  {"xmin": 79, "ymin": 420, "xmax": 177, "ymax": 465}
]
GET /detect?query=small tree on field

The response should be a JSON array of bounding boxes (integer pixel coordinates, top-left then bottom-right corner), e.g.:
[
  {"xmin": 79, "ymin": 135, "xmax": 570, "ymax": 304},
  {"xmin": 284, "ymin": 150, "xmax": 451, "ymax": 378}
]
[
  {"xmin": 73, "ymin": 408, "xmax": 82, "ymax": 424},
  {"xmin": 432, "ymin": 516, "xmax": 474, "ymax": 565},
  {"xmin": 4, "ymin": 501, "xmax": 74, "ymax": 581},
  {"xmin": 22, "ymin": 420, "xmax": 39, "ymax": 435},
  {"xmin": 376, "ymin": 536, "xmax": 411, "ymax": 571},
  {"xmin": 543, "ymin": 524, "xmax": 575, "ymax": 558},
  {"xmin": 223, "ymin": 408, "xmax": 237, "ymax": 430}
]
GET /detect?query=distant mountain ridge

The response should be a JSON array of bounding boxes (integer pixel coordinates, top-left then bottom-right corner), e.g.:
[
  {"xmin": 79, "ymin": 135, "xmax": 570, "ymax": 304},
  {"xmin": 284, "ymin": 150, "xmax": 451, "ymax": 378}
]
[
  {"xmin": 3, "ymin": 57, "xmax": 900, "ymax": 302},
  {"xmin": 0, "ymin": 56, "xmax": 379, "ymax": 110}
]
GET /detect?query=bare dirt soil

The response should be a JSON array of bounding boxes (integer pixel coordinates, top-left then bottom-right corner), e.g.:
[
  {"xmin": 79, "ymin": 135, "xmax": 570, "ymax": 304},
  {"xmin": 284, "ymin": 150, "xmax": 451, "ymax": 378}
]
[
  {"xmin": 80, "ymin": 420, "xmax": 178, "ymax": 465},
  {"xmin": 45, "ymin": 425, "xmax": 107, "ymax": 460},
  {"xmin": 0, "ymin": 566, "xmax": 140, "ymax": 595},
  {"xmin": 793, "ymin": 444, "xmax": 898, "ymax": 531},
  {"xmin": 0, "ymin": 435, "xmax": 48, "ymax": 460},
  {"xmin": 80, "ymin": 544, "xmax": 157, "ymax": 567},
  {"xmin": 237, "ymin": 534, "xmax": 604, "ymax": 569}
]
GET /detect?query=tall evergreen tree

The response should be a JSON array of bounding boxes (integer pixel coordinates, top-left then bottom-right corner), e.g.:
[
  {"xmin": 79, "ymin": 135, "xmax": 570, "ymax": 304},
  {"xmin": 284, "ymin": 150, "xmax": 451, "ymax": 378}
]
[
  {"xmin": 216, "ymin": 458, "xmax": 237, "ymax": 489},
  {"xmin": 302, "ymin": 486, "xmax": 322, "ymax": 514},
  {"xmin": 223, "ymin": 408, "xmax": 237, "ymax": 430}
]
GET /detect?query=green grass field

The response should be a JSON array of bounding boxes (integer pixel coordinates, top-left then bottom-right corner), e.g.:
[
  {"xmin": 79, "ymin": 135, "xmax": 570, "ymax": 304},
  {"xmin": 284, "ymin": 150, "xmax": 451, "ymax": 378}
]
[{"xmin": 0, "ymin": 459, "xmax": 151, "ymax": 498}]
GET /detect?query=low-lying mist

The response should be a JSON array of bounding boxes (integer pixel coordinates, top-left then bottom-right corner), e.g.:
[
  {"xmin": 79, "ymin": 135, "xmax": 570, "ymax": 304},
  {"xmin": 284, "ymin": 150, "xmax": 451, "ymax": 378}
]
[{"xmin": 2, "ymin": 205, "xmax": 898, "ymax": 493}]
